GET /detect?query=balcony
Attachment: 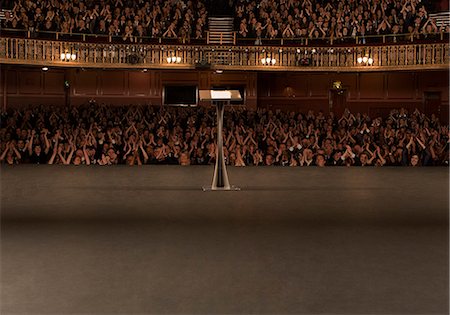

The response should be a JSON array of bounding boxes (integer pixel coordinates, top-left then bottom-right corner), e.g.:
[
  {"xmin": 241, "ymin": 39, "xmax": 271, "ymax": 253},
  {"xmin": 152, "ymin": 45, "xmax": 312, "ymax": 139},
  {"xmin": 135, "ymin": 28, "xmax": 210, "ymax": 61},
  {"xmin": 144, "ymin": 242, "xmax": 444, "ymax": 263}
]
[{"xmin": 0, "ymin": 36, "xmax": 448, "ymax": 72}]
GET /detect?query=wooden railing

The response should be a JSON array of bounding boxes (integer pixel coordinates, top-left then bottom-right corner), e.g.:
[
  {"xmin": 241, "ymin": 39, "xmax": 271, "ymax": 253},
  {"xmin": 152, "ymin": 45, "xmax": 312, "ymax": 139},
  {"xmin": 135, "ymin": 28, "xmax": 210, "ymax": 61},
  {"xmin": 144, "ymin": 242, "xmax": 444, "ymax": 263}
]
[{"xmin": 0, "ymin": 37, "xmax": 448, "ymax": 71}]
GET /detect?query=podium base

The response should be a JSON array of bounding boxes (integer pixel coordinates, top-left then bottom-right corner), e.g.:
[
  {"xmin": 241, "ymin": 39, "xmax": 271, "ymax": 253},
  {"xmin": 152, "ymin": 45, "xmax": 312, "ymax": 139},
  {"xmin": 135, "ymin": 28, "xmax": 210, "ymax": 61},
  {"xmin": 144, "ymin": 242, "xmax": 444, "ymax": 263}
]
[{"xmin": 202, "ymin": 185, "xmax": 241, "ymax": 192}]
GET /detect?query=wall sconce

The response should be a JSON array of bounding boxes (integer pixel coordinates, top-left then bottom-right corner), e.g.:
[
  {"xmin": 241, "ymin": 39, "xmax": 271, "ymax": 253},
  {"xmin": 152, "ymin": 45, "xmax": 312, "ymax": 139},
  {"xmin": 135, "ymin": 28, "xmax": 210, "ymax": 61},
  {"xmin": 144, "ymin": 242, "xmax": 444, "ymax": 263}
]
[
  {"xmin": 357, "ymin": 55, "xmax": 373, "ymax": 65},
  {"xmin": 261, "ymin": 53, "xmax": 276, "ymax": 66},
  {"xmin": 167, "ymin": 55, "xmax": 182, "ymax": 64},
  {"xmin": 60, "ymin": 50, "xmax": 76, "ymax": 61}
]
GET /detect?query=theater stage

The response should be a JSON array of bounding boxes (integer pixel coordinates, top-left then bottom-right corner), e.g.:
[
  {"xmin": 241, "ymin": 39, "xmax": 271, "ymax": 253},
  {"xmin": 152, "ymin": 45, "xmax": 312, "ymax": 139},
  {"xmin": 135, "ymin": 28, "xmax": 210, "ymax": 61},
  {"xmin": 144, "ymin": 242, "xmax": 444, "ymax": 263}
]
[{"xmin": 1, "ymin": 166, "xmax": 449, "ymax": 314}]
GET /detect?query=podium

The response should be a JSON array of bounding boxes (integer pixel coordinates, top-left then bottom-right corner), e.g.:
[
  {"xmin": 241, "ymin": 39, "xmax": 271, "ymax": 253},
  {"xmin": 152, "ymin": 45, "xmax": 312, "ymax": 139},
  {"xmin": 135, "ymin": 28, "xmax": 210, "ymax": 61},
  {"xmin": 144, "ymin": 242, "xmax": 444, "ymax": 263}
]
[{"xmin": 199, "ymin": 90, "xmax": 242, "ymax": 191}]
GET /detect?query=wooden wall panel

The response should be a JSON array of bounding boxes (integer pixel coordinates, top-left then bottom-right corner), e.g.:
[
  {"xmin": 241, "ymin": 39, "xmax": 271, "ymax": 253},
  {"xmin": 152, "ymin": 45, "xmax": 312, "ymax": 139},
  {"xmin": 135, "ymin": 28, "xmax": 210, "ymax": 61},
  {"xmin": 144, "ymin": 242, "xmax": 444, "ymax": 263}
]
[
  {"xmin": 73, "ymin": 70, "xmax": 98, "ymax": 95},
  {"xmin": 101, "ymin": 71, "xmax": 126, "ymax": 95},
  {"xmin": 18, "ymin": 70, "xmax": 42, "ymax": 94},
  {"xmin": 6, "ymin": 70, "xmax": 17, "ymax": 94},
  {"xmin": 308, "ymin": 74, "xmax": 329, "ymax": 97},
  {"xmin": 359, "ymin": 73, "xmax": 384, "ymax": 99},
  {"xmin": 161, "ymin": 71, "xmax": 198, "ymax": 82},
  {"xmin": 129, "ymin": 72, "xmax": 151, "ymax": 96},
  {"xmin": 43, "ymin": 71, "xmax": 65, "ymax": 95},
  {"xmin": 386, "ymin": 73, "xmax": 415, "ymax": 99},
  {"xmin": 417, "ymin": 71, "xmax": 449, "ymax": 101},
  {"xmin": 2, "ymin": 66, "xmax": 447, "ymax": 121}
]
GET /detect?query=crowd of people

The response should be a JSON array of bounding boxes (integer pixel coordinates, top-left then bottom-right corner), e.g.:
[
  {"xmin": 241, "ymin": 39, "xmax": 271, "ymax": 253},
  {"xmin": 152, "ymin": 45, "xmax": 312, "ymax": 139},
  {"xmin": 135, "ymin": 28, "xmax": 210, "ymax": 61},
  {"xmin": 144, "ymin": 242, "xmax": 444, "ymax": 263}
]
[
  {"xmin": 233, "ymin": 0, "xmax": 448, "ymax": 43},
  {"xmin": 2, "ymin": 0, "xmax": 208, "ymax": 43},
  {"xmin": 1, "ymin": 0, "xmax": 448, "ymax": 44},
  {"xmin": 1, "ymin": 104, "xmax": 448, "ymax": 167}
]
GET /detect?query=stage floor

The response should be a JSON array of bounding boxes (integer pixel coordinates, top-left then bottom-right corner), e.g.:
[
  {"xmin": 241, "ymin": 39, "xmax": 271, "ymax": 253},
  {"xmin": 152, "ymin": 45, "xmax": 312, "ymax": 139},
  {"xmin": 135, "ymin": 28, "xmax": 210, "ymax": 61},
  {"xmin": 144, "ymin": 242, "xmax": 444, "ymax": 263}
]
[{"xmin": 1, "ymin": 166, "xmax": 449, "ymax": 314}]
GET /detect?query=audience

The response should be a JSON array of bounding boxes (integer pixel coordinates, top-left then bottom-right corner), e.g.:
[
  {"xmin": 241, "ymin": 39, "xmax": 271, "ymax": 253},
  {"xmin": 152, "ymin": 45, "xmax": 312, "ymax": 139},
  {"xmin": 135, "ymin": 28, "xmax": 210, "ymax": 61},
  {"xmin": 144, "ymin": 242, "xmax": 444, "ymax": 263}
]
[
  {"xmin": 233, "ymin": 0, "xmax": 449, "ymax": 43},
  {"xmin": 1, "ymin": 0, "xmax": 448, "ymax": 44},
  {"xmin": 1, "ymin": 104, "xmax": 448, "ymax": 167},
  {"xmin": 2, "ymin": 0, "xmax": 208, "ymax": 43}
]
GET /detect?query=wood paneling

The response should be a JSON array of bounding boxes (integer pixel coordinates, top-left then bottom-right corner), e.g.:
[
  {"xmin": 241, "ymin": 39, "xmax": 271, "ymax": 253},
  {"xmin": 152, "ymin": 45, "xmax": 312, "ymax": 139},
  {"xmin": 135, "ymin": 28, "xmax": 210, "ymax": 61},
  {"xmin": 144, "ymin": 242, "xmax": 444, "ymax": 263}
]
[
  {"xmin": 386, "ymin": 73, "xmax": 415, "ymax": 99},
  {"xmin": 18, "ymin": 70, "xmax": 42, "ymax": 94},
  {"xmin": 6, "ymin": 70, "xmax": 17, "ymax": 94},
  {"xmin": 309, "ymin": 74, "xmax": 330, "ymax": 97},
  {"xmin": 73, "ymin": 70, "xmax": 98, "ymax": 95},
  {"xmin": 102, "ymin": 71, "xmax": 126, "ymax": 95},
  {"xmin": 43, "ymin": 71, "xmax": 65, "ymax": 95},
  {"xmin": 1, "ymin": 66, "xmax": 447, "ymax": 121},
  {"xmin": 359, "ymin": 73, "xmax": 384, "ymax": 99},
  {"xmin": 129, "ymin": 72, "xmax": 151, "ymax": 96}
]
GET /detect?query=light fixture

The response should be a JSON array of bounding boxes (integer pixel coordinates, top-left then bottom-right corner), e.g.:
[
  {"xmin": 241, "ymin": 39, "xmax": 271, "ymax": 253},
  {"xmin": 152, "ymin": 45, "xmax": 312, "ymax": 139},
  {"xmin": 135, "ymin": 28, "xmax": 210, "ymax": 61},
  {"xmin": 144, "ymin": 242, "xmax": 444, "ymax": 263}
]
[
  {"xmin": 261, "ymin": 55, "xmax": 276, "ymax": 66},
  {"xmin": 167, "ymin": 53, "xmax": 182, "ymax": 64},
  {"xmin": 215, "ymin": 69, "xmax": 223, "ymax": 74},
  {"xmin": 311, "ymin": 48, "xmax": 316, "ymax": 54},
  {"xmin": 61, "ymin": 50, "xmax": 76, "ymax": 61},
  {"xmin": 357, "ymin": 55, "xmax": 374, "ymax": 66},
  {"xmin": 42, "ymin": 67, "xmax": 49, "ymax": 71}
]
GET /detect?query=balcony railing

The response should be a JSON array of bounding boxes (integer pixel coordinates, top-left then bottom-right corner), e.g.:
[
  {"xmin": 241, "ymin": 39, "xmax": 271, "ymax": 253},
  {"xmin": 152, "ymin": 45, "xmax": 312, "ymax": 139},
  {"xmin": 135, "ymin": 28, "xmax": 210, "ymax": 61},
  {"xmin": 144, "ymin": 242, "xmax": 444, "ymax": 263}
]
[{"xmin": 0, "ymin": 37, "xmax": 448, "ymax": 71}]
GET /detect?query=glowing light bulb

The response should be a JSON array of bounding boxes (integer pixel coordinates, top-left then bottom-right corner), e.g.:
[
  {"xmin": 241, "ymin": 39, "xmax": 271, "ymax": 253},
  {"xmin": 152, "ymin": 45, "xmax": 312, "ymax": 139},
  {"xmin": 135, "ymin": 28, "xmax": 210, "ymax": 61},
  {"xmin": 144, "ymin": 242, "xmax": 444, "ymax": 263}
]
[
  {"xmin": 362, "ymin": 56, "xmax": 368, "ymax": 63},
  {"xmin": 60, "ymin": 53, "xmax": 65, "ymax": 60},
  {"xmin": 357, "ymin": 57, "xmax": 363, "ymax": 63},
  {"xmin": 368, "ymin": 58, "xmax": 373, "ymax": 65}
]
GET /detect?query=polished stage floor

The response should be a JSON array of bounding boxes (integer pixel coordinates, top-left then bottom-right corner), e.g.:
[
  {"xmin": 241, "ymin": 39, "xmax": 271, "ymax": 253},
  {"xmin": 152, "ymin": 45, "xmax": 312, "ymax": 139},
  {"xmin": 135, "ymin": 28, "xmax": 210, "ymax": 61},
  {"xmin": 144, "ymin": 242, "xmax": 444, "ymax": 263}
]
[{"xmin": 1, "ymin": 166, "xmax": 449, "ymax": 314}]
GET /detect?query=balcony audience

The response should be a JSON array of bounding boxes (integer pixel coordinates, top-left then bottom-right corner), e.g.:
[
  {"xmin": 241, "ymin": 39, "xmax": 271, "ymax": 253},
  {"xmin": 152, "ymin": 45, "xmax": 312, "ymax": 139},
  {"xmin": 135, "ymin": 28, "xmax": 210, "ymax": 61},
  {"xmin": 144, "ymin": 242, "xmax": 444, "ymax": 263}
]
[
  {"xmin": 233, "ymin": 0, "xmax": 446, "ymax": 43},
  {"xmin": 3, "ymin": 0, "xmax": 208, "ymax": 43},
  {"xmin": 2, "ymin": 0, "xmax": 447, "ymax": 43},
  {"xmin": 1, "ymin": 104, "xmax": 448, "ymax": 167}
]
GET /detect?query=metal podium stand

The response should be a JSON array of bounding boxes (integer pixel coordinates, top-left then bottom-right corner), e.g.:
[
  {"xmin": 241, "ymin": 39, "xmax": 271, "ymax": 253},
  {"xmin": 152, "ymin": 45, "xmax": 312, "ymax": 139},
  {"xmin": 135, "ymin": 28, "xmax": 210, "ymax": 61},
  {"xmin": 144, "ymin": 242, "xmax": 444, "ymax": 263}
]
[{"xmin": 199, "ymin": 90, "xmax": 242, "ymax": 191}]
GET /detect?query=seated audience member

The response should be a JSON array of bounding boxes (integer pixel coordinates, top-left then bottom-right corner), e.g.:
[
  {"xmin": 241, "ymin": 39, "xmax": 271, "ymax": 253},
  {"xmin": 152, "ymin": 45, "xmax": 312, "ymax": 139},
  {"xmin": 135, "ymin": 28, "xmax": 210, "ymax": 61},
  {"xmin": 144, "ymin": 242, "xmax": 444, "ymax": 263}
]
[{"xmin": 1, "ymin": 104, "xmax": 448, "ymax": 167}]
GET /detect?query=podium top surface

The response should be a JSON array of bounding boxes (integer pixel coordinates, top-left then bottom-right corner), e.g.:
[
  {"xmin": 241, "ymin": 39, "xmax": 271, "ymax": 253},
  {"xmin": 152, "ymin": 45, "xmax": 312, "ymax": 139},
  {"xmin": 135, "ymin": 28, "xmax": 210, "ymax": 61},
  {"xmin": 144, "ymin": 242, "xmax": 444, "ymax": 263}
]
[{"xmin": 199, "ymin": 90, "xmax": 242, "ymax": 102}]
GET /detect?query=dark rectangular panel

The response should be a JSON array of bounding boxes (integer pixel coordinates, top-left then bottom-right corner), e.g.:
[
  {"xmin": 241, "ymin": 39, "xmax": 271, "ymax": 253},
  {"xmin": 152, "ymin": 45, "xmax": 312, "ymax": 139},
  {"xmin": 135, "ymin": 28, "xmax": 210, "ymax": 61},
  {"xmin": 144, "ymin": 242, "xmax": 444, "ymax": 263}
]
[
  {"xmin": 102, "ymin": 72, "xmax": 126, "ymax": 95},
  {"xmin": 44, "ymin": 71, "xmax": 65, "ymax": 95},
  {"xmin": 18, "ymin": 70, "xmax": 42, "ymax": 94},
  {"xmin": 6, "ymin": 70, "xmax": 18, "ymax": 94},
  {"xmin": 308, "ymin": 74, "xmax": 330, "ymax": 97},
  {"xmin": 359, "ymin": 73, "xmax": 384, "ymax": 99},
  {"xmin": 387, "ymin": 73, "xmax": 415, "ymax": 99},
  {"xmin": 129, "ymin": 72, "xmax": 150, "ymax": 96},
  {"xmin": 73, "ymin": 70, "xmax": 98, "ymax": 95}
]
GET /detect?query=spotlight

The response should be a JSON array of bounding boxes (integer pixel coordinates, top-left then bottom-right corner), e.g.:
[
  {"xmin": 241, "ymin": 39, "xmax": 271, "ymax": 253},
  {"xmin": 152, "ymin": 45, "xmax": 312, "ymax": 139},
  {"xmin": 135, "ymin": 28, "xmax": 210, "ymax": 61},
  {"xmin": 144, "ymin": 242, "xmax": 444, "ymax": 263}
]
[
  {"xmin": 215, "ymin": 69, "xmax": 223, "ymax": 74},
  {"xmin": 42, "ymin": 67, "xmax": 49, "ymax": 71}
]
